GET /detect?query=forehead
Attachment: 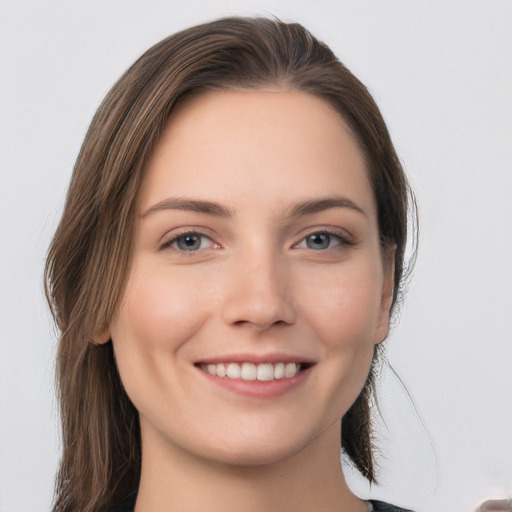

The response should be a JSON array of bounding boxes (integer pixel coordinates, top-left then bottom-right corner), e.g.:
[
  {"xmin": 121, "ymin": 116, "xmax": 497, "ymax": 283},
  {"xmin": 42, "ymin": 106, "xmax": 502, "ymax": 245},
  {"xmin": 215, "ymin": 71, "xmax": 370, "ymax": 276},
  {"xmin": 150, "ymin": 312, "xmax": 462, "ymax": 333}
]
[{"xmin": 140, "ymin": 89, "xmax": 375, "ymax": 217}]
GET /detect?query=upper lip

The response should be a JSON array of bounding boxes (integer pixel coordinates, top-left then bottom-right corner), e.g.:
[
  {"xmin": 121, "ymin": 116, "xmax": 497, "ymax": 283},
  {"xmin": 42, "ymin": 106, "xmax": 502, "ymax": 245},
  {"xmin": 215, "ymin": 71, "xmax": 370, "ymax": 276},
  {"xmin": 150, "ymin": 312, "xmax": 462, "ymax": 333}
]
[{"xmin": 195, "ymin": 352, "xmax": 317, "ymax": 365}]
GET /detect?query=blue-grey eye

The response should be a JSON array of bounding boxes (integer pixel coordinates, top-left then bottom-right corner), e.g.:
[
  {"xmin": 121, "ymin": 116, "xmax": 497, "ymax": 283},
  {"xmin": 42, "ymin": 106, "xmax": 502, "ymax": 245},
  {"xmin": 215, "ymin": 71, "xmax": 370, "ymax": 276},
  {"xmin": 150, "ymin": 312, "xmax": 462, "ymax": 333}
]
[
  {"xmin": 174, "ymin": 234, "xmax": 204, "ymax": 251},
  {"xmin": 306, "ymin": 233, "xmax": 332, "ymax": 250},
  {"xmin": 163, "ymin": 232, "xmax": 218, "ymax": 253},
  {"xmin": 296, "ymin": 232, "xmax": 344, "ymax": 251}
]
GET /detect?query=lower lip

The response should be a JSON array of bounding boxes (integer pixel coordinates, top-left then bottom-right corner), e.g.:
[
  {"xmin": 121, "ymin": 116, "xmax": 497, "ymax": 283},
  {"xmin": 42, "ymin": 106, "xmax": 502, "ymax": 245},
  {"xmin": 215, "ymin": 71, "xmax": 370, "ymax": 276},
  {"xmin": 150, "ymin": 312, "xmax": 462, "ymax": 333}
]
[{"xmin": 196, "ymin": 366, "xmax": 313, "ymax": 398}]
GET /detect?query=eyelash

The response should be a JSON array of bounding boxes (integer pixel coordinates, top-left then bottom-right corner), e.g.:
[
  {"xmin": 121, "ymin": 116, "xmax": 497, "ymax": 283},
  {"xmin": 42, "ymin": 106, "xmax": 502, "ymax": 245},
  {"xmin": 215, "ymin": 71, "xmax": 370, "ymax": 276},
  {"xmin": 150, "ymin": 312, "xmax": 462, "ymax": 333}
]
[
  {"xmin": 293, "ymin": 229, "xmax": 351, "ymax": 251},
  {"xmin": 160, "ymin": 228, "xmax": 351, "ymax": 254},
  {"xmin": 160, "ymin": 230, "xmax": 219, "ymax": 253}
]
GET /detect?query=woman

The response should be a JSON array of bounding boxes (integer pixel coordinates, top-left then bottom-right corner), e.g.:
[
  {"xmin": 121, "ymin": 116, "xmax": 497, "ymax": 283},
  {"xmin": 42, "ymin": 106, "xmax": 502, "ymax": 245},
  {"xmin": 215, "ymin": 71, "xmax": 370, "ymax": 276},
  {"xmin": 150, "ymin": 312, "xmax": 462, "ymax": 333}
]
[{"xmin": 45, "ymin": 17, "xmax": 416, "ymax": 512}]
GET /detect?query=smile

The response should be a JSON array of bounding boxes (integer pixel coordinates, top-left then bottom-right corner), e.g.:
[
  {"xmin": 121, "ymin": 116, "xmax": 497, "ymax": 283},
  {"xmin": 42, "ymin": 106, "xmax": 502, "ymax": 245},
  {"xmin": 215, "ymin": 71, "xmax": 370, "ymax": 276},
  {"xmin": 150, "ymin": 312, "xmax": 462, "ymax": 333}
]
[
  {"xmin": 200, "ymin": 362, "xmax": 303, "ymax": 381},
  {"xmin": 195, "ymin": 358, "xmax": 315, "ymax": 398}
]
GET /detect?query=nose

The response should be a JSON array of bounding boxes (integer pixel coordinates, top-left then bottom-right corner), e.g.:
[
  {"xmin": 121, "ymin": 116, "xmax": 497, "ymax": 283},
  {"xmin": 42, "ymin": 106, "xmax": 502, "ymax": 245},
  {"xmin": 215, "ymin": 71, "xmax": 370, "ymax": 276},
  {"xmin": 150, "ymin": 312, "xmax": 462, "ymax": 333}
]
[{"xmin": 221, "ymin": 248, "xmax": 296, "ymax": 331}]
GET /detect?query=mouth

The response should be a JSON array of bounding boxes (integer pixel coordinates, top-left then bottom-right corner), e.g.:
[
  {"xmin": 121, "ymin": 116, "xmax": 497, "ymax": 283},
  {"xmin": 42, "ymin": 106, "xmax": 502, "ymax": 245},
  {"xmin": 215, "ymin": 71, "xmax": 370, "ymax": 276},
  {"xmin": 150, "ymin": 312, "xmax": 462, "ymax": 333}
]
[
  {"xmin": 195, "ymin": 361, "xmax": 315, "ymax": 382},
  {"xmin": 194, "ymin": 356, "xmax": 315, "ymax": 398}
]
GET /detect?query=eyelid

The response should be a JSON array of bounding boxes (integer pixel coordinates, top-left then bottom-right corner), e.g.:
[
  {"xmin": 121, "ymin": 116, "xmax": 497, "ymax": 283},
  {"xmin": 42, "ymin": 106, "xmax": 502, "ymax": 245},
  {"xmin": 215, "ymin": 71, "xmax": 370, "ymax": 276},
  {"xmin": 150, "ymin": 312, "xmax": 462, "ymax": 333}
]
[
  {"xmin": 292, "ymin": 226, "xmax": 354, "ymax": 249},
  {"xmin": 159, "ymin": 227, "xmax": 220, "ymax": 252},
  {"xmin": 157, "ymin": 225, "xmax": 354, "ymax": 253}
]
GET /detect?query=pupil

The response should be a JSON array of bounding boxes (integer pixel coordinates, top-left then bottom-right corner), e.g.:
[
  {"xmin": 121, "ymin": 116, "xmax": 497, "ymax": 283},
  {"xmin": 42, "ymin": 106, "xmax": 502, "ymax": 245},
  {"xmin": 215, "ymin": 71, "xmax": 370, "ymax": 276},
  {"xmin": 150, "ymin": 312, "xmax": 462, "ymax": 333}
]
[
  {"xmin": 179, "ymin": 235, "xmax": 200, "ymax": 250},
  {"xmin": 307, "ymin": 233, "xmax": 330, "ymax": 250}
]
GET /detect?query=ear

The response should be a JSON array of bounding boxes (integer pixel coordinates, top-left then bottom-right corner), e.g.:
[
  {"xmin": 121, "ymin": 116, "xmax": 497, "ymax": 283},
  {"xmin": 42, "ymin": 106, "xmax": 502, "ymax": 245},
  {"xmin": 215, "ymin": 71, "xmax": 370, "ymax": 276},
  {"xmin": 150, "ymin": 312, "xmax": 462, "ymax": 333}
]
[
  {"xmin": 375, "ymin": 245, "xmax": 396, "ymax": 344},
  {"xmin": 93, "ymin": 329, "xmax": 111, "ymax": 345}
]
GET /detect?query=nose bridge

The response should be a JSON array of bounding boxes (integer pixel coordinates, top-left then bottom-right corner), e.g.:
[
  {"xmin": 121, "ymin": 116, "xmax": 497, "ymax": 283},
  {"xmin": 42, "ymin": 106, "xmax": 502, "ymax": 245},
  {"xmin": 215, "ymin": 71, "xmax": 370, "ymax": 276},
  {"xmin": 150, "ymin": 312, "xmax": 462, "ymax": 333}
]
[{"xmin": 221, "ymin": 241, "xmax": 296, "ymax": 330}]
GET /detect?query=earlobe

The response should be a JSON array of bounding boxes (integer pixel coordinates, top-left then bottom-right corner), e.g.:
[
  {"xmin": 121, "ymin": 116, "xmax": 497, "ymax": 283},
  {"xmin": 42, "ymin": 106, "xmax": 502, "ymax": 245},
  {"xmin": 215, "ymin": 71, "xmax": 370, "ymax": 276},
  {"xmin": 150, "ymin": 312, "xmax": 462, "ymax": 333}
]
[
  {"xmin": 380, "ymin": 279, "xmax": 394, "ymax": 315},
  {"xmin": 93, "ymin": 329, "xmax": 111, "ymax": 345},
  {"xmin": 381, "ymin": 244, "xmax": 396, "ymax": 310},
  {"xmin": 376, "ymin": 246, "xmax": 396, "ymax": 344},
  {"xmin": 376, "ymin": 304, "xmax": 391, "ymax": 344},
  {"xmin": 376, "ymin": 295, "xmax": 393, "ymax": 344}
]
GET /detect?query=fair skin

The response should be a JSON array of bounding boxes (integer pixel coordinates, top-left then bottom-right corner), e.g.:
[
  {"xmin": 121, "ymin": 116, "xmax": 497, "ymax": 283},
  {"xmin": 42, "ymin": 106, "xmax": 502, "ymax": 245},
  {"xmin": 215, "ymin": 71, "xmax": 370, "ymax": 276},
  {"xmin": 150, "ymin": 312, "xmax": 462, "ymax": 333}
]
[{"xmin": 102, "ymin": 90, "xmax": 394, "ymax": 511}]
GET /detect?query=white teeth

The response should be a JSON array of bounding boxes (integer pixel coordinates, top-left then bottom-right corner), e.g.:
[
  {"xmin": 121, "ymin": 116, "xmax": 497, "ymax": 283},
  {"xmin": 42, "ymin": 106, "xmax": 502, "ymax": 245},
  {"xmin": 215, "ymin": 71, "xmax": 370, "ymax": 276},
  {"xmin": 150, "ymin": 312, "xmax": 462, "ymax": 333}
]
[
  {"xmin": 256, "ymin": 363, "xmax": 274, "ymax": 381},
  {"xmin": 226, "ymin": 363, "xmax": 241, "ymax": 379},
  {"xmin": 241, "ymin": 363, "xmax": 257, "ymax": 380},
  {"xmin": 274, "ymin": 362, "xmax": 285, "ymax": 379},
  {"xmin": 216, "ymin": 363, "xmax": 226, "ymax": 377},
  {"xmin": 201, "ymin": 361, "xmax": 302, "ymax": 380},
  {"xmin": 285, "ymin": 362, "xmax": 297, "ymax": 378}
]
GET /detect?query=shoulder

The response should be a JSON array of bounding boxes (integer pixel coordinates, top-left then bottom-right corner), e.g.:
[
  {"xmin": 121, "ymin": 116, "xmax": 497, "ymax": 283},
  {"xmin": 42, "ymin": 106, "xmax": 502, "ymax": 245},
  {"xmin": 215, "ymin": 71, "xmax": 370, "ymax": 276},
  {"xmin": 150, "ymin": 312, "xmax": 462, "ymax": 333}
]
[
  {"xmin": 105, "ymin": 496, "xmax": 415, "ymax": 512},
  {"xmin": 370, "ymin": 499, "xmax": 416, "ymax": 512}
]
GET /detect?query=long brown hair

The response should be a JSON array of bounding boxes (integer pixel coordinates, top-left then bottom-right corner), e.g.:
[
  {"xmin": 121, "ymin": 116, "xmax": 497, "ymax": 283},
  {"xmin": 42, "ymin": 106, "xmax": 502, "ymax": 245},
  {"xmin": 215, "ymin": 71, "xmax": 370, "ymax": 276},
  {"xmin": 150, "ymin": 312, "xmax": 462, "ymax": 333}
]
[{"xmin": 45, "ymin": 16, "xmax": 415, "ymax": 512}]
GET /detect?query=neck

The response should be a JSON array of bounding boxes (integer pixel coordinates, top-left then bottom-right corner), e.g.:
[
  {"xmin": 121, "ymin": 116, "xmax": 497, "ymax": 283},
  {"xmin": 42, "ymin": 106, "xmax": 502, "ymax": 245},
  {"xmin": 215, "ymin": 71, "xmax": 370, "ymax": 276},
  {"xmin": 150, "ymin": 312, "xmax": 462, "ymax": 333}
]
[{"xmin": 135, "ymin": 419, "xmax": 367, "ymax": 512}]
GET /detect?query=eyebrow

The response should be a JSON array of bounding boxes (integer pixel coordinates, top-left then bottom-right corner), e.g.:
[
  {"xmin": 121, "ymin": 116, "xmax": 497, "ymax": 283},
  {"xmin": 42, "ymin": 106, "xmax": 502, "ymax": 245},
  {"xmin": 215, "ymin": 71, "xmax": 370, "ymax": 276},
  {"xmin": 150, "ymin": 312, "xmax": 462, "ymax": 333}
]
[
  {"xmin": 141, "ymin": 195, "xmax": 366, "ymax": 219},
  {"xmin": 141, "ymin": 197, "xmax": 234, "ymax": 218},
  {"xmin": 287, "ymin": 196, "xmax": 367, "ymax": 218}
]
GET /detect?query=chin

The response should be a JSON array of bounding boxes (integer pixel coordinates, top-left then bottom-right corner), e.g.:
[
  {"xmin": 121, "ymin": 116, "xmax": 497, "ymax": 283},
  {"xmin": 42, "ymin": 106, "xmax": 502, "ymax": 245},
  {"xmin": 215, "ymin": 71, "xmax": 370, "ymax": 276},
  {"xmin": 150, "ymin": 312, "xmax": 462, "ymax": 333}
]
[
  {"xmin": 184, "ymin": 414, "xmax": 340, "ymax": 469},
  {"xmin": 197, "ymin": 437, "xmax": 312, "ymax": 468}
]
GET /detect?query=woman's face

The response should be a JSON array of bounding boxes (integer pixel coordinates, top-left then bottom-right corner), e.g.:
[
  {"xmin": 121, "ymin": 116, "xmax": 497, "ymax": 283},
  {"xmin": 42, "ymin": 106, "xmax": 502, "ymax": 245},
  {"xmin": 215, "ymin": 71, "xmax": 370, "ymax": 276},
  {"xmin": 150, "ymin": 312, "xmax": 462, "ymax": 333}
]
[{"xmin": 107, "ymin": 90, "xmax": 394, "ymax": 467}]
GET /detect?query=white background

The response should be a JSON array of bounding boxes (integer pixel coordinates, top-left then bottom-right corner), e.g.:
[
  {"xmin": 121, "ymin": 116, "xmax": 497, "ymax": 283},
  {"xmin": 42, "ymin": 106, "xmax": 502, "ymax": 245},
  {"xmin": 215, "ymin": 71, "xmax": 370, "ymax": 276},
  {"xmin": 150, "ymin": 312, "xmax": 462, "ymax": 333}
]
[{"xmin": 1, "ymin": 1, "xmax": 511, "ymax": 511}]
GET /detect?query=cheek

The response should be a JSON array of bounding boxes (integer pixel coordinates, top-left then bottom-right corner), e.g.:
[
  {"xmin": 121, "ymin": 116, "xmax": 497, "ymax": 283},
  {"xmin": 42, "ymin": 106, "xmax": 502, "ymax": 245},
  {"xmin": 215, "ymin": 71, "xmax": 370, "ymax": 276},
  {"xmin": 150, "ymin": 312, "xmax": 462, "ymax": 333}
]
[
  {"xmin": 109, "ymin": 265, "xmax": 212, "ymax": 404},
  {"xmin": 301, "ymin": 265, "xmax": 382, "ymax": 416},
  {"xmin": 113, "ymin": 266, "xmax": 207, "ymax": 349},
  {"xmin": 300, "ymin": 260, "xmax": 384, "ymax": 350}
]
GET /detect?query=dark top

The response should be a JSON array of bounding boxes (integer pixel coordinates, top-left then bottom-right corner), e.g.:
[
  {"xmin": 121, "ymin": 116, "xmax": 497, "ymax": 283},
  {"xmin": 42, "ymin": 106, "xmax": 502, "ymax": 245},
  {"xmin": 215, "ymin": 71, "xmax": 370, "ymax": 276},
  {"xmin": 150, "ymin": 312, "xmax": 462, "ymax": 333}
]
[
  {"xmin": 370, "ymin": 500, "xmax": 415, "ymax": 512},
  {"xmin": 107, "ymin": 495, "xmax": 415, "ymax": 512}
]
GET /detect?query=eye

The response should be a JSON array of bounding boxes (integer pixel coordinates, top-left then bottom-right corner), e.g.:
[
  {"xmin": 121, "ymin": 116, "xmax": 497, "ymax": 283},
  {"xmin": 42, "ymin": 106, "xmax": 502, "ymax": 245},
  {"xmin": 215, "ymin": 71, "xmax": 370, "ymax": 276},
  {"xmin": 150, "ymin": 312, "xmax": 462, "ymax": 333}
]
[
  {"xmin": 162, "ymin": 232, "xmax": 218, "ymax": 252},
  {"xmin": 295, "ymin": 231, "xmax": 345, "ymax": 250}
]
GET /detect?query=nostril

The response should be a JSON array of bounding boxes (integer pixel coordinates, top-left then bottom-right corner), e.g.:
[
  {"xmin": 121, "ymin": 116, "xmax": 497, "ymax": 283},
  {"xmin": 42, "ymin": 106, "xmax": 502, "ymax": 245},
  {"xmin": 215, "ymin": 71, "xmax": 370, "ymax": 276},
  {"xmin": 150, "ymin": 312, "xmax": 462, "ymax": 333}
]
[
  {"xmin": 232, "ymin": 318, "xmax": 289, "ymax": 328},
  {"xmin": 220, "ymin": 271, "xmax": 296, "ymax": 330}
]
